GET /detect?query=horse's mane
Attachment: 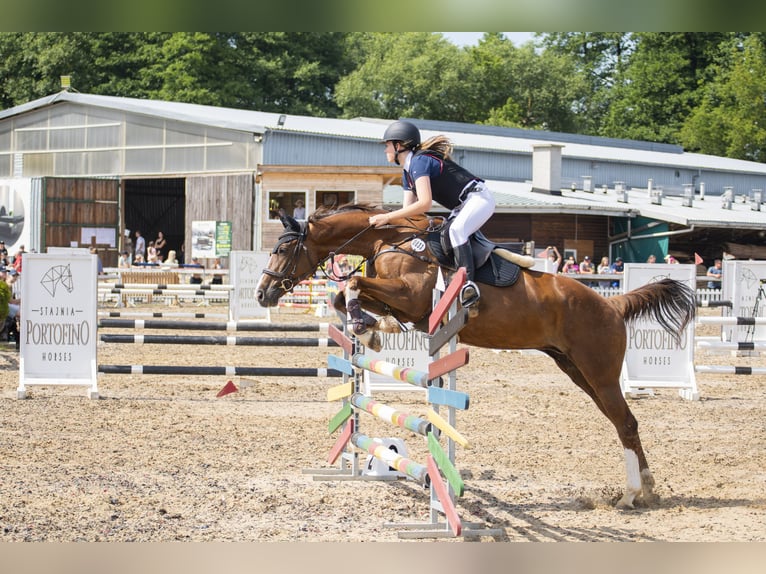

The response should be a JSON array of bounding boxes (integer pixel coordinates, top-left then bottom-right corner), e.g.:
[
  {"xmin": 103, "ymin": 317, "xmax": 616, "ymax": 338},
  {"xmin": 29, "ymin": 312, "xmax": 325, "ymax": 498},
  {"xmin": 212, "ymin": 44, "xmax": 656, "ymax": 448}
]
[{"xmin": 308, "ymin": 202, "xmax": 385, "ymax": 223}]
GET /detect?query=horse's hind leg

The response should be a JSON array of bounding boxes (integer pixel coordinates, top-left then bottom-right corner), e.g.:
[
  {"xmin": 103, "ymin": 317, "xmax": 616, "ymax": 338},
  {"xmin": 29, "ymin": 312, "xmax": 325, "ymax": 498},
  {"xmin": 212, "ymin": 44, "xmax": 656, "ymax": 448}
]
[{"xmin": 545, "ymin": 350, "xmax": 655, "ymax": 509}]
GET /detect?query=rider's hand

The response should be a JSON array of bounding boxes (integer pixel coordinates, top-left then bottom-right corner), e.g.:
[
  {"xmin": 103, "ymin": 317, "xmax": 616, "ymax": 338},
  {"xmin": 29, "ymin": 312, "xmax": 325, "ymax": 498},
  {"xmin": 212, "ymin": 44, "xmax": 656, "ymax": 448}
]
[{"xmin": 369, "ymin": 214, "xmax": 389, "ymax": 228}]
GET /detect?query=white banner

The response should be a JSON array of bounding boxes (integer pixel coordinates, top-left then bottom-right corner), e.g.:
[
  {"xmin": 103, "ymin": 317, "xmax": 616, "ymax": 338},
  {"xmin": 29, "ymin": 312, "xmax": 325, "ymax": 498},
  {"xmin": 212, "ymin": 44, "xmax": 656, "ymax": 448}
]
[
  {"xmin": 229, "ymin": 250, "xmax": 270, "ymax": 321},
  {"xmin": 620, "ymin": 263, "xmax": 698, "ymax": 400},
  {"xmin": 721, "ymin": 260, "xmax": 766, "ymax": 343},
  {"xmin": 17, "ymin": 252, "xmax": 98, "ymax": 398}
]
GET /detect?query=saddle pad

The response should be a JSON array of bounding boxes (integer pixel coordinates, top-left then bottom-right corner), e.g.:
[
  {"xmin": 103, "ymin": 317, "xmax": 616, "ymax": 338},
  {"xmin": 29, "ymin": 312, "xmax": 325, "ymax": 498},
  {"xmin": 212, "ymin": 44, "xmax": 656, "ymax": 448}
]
[{"xmin": 475, "ymin": 251, "xmax": 521, "ymax": 288}]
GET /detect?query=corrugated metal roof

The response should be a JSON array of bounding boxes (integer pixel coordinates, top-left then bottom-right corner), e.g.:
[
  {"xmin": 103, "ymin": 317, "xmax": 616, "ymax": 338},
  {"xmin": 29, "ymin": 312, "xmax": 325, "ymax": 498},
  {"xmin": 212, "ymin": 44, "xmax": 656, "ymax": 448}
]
[
  {"xmin": 4, "ymin": 92, "xmax": 766, "ymax": 230},
  {"xmin": 385, "ymin": 179, "xmax": 766, "ymax": 229},
  {"xmin": 4, "ymin": 92, "xmax": 766, "ymax": 178}
]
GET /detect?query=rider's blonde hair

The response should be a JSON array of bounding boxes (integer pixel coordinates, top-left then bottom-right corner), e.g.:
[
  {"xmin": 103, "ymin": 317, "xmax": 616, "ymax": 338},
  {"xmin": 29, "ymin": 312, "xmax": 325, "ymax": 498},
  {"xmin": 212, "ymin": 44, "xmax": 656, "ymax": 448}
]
[{"xmin": 419, "ymin": 135, "xmax": 453, "ymax": 160}]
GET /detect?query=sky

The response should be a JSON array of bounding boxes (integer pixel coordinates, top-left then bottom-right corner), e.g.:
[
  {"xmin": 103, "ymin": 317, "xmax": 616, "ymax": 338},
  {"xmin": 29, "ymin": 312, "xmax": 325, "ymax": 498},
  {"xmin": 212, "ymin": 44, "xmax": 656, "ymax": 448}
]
[{"xmin": 442, "ymin": 32, "xmax": 536, "ymax": 47}]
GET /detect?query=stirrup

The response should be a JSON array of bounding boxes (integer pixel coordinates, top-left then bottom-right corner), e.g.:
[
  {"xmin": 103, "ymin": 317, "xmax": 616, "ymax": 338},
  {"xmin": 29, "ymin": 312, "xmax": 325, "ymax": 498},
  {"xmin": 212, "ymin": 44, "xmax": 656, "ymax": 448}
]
[{"xmin": 459, "ymin": 281, "xmax": 481, "ymax": 307}]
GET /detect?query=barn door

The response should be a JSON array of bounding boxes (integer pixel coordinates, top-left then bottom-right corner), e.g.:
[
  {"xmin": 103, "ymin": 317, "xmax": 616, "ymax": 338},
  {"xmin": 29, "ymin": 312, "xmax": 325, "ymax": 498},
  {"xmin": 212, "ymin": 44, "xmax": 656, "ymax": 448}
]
[{"xmin": 43, "ymin": 177, "xmax": 120, "ymax": 266}]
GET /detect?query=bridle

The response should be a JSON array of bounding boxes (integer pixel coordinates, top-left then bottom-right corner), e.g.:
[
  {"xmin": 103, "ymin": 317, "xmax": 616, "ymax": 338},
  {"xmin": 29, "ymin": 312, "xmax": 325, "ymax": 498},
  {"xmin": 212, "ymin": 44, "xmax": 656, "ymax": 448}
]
[
  {"xmin": 263, "ymin": 212, "xmax": 445, "ymax": 294},
  {"xmin": 262, "ymin": 220, "xmax": 312, "ymax": 292}
]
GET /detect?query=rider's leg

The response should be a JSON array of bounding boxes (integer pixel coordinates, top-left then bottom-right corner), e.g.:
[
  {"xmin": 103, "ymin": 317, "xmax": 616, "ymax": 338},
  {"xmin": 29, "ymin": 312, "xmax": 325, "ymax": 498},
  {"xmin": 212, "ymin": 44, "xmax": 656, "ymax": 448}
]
[
  {"xmin": 453, "ymin": 242, "xmax": 480, "ymax": 306},
  {"xmin": 449, "ymin": 183, "xmax": 495, "ymax": 307}
]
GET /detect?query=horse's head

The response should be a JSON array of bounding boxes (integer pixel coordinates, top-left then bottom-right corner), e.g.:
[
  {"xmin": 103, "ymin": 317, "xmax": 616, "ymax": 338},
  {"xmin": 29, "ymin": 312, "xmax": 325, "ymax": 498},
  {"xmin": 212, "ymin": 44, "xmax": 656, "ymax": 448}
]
[
  {"xmin": 256, "ymin": 212, "xmax": 319, "ymax": 307},
  {"xmin": 257, "ymin": 202, "xmax": 427, "ymax": 308}
]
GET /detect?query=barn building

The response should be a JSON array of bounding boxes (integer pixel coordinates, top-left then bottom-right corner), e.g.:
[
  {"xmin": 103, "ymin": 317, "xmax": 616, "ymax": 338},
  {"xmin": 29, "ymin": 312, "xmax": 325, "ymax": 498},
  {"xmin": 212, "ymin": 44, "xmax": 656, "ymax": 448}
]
[{"xmin": 1, "ymin": 91, "xmax": 766, "ymax": 268}]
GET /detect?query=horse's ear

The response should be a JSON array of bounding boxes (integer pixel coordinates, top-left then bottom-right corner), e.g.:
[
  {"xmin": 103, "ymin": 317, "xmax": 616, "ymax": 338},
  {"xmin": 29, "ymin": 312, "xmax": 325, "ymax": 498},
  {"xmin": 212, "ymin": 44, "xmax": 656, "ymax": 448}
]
[{"xmin": 279, "ymin": 211, "xmax": 301, "ymax": 233}]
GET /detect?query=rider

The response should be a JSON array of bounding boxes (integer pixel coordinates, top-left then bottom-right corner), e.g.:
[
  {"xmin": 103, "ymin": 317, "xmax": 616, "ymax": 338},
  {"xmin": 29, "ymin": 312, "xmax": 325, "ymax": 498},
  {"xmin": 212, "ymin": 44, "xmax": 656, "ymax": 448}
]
[{"xmin": 369, "ymin": 120, "xmax": 495, "ymax": 307}]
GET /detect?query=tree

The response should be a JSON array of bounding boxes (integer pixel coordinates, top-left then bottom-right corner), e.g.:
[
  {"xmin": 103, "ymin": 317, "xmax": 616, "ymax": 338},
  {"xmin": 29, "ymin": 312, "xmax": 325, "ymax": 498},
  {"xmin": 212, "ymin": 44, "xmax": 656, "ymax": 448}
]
[
  {"xmin": 681, "ymin": 34, "xmax": 766, "ymax": 162},
  {"xmin": 541, "ymin": 32, "xmax": 633, "ymax": 134},
  {"xmin": 334, "ymin": 33, "xmax": 478, "ymax": 121},
  {"xmin": 470, "ymin": 36, "xmax": 587, "ymax": 131},
  {"xmin": 600, "ymin": 33, "xmax": 732, "ymax": 143}
]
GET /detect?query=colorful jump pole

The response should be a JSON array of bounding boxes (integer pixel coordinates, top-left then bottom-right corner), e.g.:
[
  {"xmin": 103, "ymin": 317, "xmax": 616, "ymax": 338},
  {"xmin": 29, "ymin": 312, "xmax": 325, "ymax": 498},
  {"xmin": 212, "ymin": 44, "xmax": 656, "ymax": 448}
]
[
  {"xmin": 349, "ymin": 392, "xmax": 431, "ymax": 436},
  {"xmin": 351, "ymin": 354, "xmax": 429, "ymax": 388},
  {"xmin": 351, "ymin": 432, "xmax": 429, "ymax": 485}
]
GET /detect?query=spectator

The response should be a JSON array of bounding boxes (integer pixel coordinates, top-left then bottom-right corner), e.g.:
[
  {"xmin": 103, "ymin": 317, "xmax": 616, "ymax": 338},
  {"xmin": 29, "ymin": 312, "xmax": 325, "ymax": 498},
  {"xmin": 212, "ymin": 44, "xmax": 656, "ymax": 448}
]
[
  {"xmin": 664, "ymin": 254, "xmax": 679, "ymax": 264},
  {"xmin": 611, "ymin": 257, "xmax": 625, "ymax": 274},
  {"xmin": 292, "ymin": 199, "xmax": 306, "ymax": 220},
  {"xmin": 118, "ymin": 251, "xmax": 131, "ymax": 268},
  {"xmin": 163, "ymin": 250, "xmax": 179, "ymax": 266},
  {"xmin": 189, "ymin": 257, "xmax": 204, "ymax": 284},
  {"xmin": 122, "ymin": 229, "xmax": 133, "ymax": 263},
  {"xmin": 211, "ymin": 257, "xmax": 224, "ymax": 284},
  {"xmin": 562, "ymin": 256, "xmax": 580, "ymax": 274},
  {"xmin": 147, "ymin": 240, "xmax": 158, "ymax": 264},
  {"xmin": 134, "ymin": 230, "xmax": 146, "ymax": 261},
  {"xmin": 646, "ymin": 254, "xmax": 657, "ymax": 264},
  {"xmin": 89, "ymin": 247, "xmax": 104, "ymax": 275},
  {"xmin": 154, "ymin": 231, "xmax": 167, "ymax": 261},
  {"xmin": 542, "ymin": 246, "xmax": 562, "ymax": 272},
  {"xmin": 707, "ymin": 259, "xmax": 723, "ymax": 289},
  {"xmin": 11, "ymin": 244, "xmax": 24, "ymax": 275},
  {"xmin": 597, "ymin": 256, "xmax": 612, "ymax": 274},
  {"xmin": 580, "ymin": 255, "xmax": 594, "ymax": 274}
]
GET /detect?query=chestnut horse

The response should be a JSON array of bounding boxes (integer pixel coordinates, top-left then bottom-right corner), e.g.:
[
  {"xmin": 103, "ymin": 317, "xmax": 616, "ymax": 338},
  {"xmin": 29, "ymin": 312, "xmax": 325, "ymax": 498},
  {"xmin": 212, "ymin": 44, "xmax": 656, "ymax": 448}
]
[{"xmin": 256, "ymin": 204, "xmax": 696, "ymax": 508}]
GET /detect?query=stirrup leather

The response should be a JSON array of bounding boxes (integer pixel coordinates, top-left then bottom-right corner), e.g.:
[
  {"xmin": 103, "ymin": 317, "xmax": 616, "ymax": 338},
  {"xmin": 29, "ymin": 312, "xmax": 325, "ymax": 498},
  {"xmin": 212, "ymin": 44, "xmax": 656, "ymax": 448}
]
[{"xmin": 459, "ymin": 280, "xmax": 481, "ymax": 307}]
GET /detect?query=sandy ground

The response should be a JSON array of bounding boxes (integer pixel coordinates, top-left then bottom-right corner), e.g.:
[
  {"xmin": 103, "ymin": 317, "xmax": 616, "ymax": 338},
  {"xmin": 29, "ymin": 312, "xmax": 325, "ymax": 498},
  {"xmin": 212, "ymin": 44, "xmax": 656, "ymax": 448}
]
[{"xmin": 1, "ymin": 302, "xmax": 765, "ymax": 543}]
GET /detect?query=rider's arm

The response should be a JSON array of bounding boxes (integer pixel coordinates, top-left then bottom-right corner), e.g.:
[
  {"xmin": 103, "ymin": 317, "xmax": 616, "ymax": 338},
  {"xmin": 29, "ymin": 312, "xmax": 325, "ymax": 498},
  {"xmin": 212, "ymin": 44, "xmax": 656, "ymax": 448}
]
[{"xmin": 370, "ymin": 176, "xmax": 433, "ymax": 227}]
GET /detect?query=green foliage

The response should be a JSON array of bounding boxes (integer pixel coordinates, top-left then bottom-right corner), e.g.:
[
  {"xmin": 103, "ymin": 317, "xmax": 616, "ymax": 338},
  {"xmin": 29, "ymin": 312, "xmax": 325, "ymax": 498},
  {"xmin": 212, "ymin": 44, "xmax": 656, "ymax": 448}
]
[
  {"xmin": 680, "ymin": 35, "xmax": 766, "ymax": 162},
  {"xmin": 1, "ymin": 32, "xmax": 765, "ymax": 164}
]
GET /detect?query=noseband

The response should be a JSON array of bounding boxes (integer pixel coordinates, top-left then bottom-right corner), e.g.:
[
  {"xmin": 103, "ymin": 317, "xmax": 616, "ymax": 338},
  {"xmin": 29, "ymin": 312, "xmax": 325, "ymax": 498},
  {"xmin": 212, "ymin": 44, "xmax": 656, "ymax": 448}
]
[{"xmin": 262, "ymin": 221, "xmax": 311, "ymax": 292}]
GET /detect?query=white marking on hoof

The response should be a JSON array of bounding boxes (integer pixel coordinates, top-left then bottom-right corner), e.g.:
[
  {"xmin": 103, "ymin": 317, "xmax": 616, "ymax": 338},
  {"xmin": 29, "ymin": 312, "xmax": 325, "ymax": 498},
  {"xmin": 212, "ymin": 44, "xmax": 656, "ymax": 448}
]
[
  {"xmin": 376, "ymin": 315, "xmax": 402, "ymax": 333},
  {"xmin": 617, "ymin": 448, "xmax": 642, "ymax": 509}
]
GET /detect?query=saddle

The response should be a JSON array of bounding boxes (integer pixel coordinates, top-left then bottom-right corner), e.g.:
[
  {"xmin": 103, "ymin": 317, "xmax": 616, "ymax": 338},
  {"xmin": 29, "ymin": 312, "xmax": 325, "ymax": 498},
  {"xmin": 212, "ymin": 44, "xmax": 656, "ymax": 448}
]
[{"xmin": 426, "ymin": 221, "xmax": 532, "ymax": 288}]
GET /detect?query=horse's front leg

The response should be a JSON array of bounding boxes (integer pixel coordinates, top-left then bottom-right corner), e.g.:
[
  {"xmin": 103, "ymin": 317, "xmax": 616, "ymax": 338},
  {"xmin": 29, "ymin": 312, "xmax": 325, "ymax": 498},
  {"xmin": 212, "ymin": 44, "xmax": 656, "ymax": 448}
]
[{"xmin": 344, "ymin": 275, "xmax": 432, "ymax": 352}]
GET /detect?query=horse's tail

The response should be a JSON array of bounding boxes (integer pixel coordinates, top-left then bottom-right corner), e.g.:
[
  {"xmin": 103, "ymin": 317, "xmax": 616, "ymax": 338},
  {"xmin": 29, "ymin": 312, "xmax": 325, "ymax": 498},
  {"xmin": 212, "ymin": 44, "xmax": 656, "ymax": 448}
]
[{"xmin": 609, "ymin": 278, "xmax": 696, "ymax": 344}]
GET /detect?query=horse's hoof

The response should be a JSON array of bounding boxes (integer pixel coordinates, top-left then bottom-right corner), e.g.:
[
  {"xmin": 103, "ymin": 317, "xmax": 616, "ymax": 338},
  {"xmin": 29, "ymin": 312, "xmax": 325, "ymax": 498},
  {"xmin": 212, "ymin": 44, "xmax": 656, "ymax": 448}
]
[
  {"xmin": 615, "ymin": 496, "xmax": 636, "ymax": 510},
  {"xmin": 368, "ymin": 332, "xmax": 382, "ymax": 352}
]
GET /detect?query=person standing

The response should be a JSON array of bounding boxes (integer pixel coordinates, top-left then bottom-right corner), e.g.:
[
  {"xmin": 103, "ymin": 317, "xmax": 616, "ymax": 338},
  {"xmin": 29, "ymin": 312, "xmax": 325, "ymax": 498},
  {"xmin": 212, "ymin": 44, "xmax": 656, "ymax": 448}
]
[
  {"xmin": 369, "ymin": 120, "xmax": 495, "ymax": 307},
  {"xmin": 292, "ymin": 199, "xmax": 306, "ymax": 220},
  {"xmin": 154, "ymin": 231, "xmax": 167, "ymax": 261},
  {"xmin": 134, "ymin": 230, "xmax": 146, "ymax": 262},
  {"xmin": 707, "ymin": 259, "xmax": 723, "ymax": 289}
]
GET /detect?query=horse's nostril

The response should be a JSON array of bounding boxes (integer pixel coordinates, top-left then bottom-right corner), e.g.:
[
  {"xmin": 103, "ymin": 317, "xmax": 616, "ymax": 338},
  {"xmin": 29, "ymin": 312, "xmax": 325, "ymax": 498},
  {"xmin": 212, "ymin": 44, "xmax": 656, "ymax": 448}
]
[{"xmin": 256, "ymin": 289, "xmax": 264, "ymax": 301}]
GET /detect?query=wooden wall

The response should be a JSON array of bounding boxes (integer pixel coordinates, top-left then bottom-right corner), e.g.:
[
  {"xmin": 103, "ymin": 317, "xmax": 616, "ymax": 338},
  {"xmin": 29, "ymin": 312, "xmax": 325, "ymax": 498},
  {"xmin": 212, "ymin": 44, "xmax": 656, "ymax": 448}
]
[
  {"xmin": 484, "ymin": 212, "xmax": 611, "ymax": 260},
  {"xmin": 44, "ymin": 177, "xmax": 120, "ymax": 265},
  {"xmin": 185, "ymin": 173, "xmax": 254, "ymax": 263},
  {"xmin": 259, "ymin": 170, "xmax": 394, "ymax": 249}
]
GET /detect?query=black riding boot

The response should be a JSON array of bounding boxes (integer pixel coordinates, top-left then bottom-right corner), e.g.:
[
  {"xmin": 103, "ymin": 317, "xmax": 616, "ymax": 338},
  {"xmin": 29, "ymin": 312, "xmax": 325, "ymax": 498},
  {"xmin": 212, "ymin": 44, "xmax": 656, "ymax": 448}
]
[{"xmin": 453, "ymin": 243, "xmax": 481, "ymax": 307}]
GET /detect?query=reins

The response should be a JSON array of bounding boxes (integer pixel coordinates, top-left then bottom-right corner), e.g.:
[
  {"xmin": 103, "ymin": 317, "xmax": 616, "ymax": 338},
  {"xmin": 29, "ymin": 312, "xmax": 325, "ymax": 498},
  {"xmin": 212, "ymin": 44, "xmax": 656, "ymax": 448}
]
[{"xmin": 264, "ymin": 212, "xmax": 446, "ymax": 290}]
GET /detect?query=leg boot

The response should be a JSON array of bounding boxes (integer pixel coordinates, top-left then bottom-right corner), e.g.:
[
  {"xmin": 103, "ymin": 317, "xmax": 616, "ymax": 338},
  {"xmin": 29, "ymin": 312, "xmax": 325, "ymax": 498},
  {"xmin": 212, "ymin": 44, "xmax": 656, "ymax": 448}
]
[{"xmin": 453, "ymin": 243, "xmax": 481, "ymax": 307}]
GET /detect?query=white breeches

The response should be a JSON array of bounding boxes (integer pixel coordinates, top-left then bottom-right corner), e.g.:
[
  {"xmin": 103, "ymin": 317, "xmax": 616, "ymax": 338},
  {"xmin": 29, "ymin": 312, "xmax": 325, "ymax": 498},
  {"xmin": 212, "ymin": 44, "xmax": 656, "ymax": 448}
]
[{"xmin": 448, "ymin": 182, "xmax": 495, "ymax": 247}]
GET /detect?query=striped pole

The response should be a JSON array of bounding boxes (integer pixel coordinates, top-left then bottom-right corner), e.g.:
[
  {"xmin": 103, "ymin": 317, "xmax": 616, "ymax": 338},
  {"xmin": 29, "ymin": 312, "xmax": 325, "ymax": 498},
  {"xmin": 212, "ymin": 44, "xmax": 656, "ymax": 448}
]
[
  {"xmin": 98, "ymin": 319, "xmax": 334, "ymax": 332},
  {"xmin": 98, "ymin": 311, "xmax": 228, "ymax": 319},
  {"xmin": 349, "ymin": 393, "xmax": 431, "ymax": 436},
  {"xmin": 696, "ymin": 316, "xmax": 766, "ymax": 326},
  {"xmin": 696, "ymin": 341, "xmax": 766, "ymax": 351},
  {"xmin": 351, "ymin": 432, "xmax": 429, "ymax": 485},
  {"xmin": 351, "ymin": 353, "xmax": 429, "ymax": 388},
  {"xmin": 694, "ymin": 365, "xmax": 766, "ymax": 375},
  {"xmin": 98, "ymin": 365, "xmax": 343, "ymax": 377},
  {"xmin": 696, "ymin": 300, "xmax": 732, "ymax": 308},
  {"xmin": 105, "ymin": 283, "xmax": 234, "ymax": 291},
  {"xmin": 99, "ymin": 334, "xmax": 338, "ymax": 347}
]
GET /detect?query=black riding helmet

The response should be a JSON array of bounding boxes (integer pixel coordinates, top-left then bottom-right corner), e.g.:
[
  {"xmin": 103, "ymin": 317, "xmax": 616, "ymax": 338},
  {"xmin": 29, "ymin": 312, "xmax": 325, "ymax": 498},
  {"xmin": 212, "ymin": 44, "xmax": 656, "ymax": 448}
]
[{"xmin": 382, "ymin": 121, "xmax": 421, "ymax": 165}]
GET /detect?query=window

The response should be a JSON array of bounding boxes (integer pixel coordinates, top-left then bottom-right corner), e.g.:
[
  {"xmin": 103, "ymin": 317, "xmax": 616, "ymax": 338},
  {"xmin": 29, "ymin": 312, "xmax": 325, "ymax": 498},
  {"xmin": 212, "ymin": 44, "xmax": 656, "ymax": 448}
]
[
  {"xmin": 316, "ymin": 190, "xmax": 355, "ymax": 209},
  {"xmin": 268, "ymin": 191, "xmax": 307, "ymax": 221}
]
